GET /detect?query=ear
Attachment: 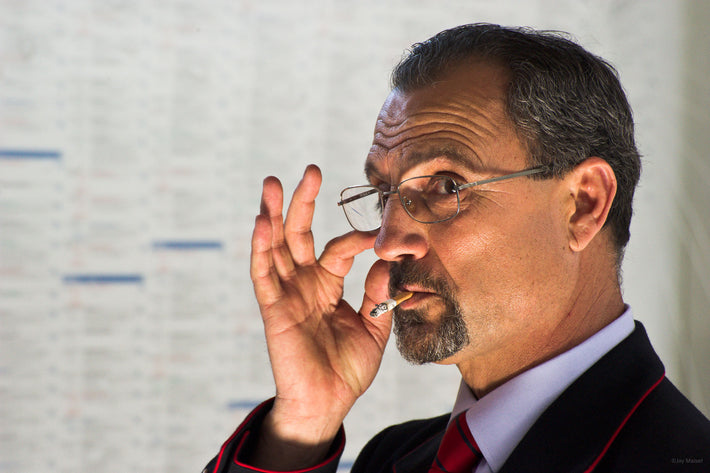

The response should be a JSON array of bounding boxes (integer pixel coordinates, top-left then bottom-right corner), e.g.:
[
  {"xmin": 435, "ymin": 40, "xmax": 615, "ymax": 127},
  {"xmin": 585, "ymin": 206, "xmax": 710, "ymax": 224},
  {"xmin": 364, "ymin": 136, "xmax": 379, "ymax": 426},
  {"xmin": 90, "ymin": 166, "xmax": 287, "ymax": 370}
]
[{"xmin": 567, "ymin": 157, "xmax": 617, "ymax": 252}]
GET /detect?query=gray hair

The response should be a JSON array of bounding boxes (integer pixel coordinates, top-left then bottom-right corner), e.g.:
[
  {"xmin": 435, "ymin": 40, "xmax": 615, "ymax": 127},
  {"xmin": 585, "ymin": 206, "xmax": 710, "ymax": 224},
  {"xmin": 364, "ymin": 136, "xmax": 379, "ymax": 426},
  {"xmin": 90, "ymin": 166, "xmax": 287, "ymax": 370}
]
[{"xmin": 391, "ymin": 24, "xmax": 641, "ymax": 259}]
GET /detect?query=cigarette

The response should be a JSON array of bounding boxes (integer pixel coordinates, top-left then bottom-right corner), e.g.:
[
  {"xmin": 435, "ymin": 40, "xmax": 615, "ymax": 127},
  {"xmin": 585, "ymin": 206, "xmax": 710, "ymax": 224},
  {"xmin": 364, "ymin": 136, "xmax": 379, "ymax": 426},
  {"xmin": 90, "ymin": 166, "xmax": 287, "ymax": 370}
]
[{"xmin": 369, "ymin": 291, "xmax": 414, "ymax": 318}]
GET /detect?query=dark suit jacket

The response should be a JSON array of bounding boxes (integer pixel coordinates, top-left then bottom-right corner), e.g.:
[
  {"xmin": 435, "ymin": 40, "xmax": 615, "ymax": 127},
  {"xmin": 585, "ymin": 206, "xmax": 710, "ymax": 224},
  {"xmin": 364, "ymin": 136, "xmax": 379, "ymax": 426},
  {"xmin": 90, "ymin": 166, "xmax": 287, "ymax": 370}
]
[{"xmin": 206, "ymin": 322, "xmax": 710, "ymax": 472}]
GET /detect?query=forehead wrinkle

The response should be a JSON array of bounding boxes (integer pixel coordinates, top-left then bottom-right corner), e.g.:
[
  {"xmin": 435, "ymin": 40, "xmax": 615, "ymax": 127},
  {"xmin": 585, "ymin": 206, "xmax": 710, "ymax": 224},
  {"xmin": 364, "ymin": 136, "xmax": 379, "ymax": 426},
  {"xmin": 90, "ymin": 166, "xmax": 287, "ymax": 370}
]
[
  {"xmin": 364, "ymin": 140, "xmax": 483, "ymax": 182},
  {"xmin": 367, "ymin": 88, "xmax": 511, "ymax": 182},
  {"xmin": 374, "ymin": 108, "xmax": 505, "ymax": 150},
  {"xmin": 378, "ymin": 107, "xmax": 503, "ymax": 134},
  {"xmin": 375, "ymin": 126, "xmax": 480, "ymax": 155}
]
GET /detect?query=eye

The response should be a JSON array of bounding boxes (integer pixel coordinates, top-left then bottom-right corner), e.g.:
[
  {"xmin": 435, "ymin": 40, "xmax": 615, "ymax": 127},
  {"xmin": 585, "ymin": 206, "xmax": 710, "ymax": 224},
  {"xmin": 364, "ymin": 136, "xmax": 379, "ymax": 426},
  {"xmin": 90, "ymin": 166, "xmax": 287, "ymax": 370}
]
[{"xmin": 428, "ymin": 176, "xmax": 458, "ymax": 195}]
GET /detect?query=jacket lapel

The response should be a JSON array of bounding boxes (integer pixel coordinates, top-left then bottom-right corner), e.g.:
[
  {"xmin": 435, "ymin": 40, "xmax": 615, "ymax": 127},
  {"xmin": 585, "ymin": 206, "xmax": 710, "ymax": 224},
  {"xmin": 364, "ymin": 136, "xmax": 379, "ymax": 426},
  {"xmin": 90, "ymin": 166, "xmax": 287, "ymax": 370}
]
[
  {"xmin": 392, "ymin": 428, "xmax": 444, "ymax": 472},
  {"xmin": 499, "ymin": 322, "xmax": 665, "ymax": 473}
]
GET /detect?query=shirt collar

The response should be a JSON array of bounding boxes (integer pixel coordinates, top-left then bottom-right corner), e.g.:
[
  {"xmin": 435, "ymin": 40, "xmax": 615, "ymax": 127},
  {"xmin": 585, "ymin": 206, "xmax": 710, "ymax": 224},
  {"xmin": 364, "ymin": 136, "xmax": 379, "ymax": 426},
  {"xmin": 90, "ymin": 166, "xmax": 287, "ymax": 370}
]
[{"xmin": 450, "ymin": 307, "xmax": 635, "ymax": 472}]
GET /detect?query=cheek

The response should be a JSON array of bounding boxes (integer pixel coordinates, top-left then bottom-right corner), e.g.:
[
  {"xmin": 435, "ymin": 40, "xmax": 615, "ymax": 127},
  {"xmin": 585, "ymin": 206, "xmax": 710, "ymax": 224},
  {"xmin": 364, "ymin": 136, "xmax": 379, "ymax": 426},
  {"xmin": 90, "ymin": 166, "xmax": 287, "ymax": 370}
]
[
  {"xmin": 432, "ymin": 223, "xmax": 502, "ymax": 292},
  {"xmin": 433, "ymin": 205, "xmax": 569, "ymax": 303},
  {"xmin": 507, "ymin": 204, "xmax": 569, "ymax": 272}
]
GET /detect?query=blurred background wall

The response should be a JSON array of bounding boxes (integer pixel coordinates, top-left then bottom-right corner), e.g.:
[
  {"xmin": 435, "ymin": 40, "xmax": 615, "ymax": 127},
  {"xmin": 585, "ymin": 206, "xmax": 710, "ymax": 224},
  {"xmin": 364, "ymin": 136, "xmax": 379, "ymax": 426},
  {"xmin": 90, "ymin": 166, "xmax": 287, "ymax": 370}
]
[{"xmin": 0, "ymin": 1, "xmax": 708, "ymax": 471}]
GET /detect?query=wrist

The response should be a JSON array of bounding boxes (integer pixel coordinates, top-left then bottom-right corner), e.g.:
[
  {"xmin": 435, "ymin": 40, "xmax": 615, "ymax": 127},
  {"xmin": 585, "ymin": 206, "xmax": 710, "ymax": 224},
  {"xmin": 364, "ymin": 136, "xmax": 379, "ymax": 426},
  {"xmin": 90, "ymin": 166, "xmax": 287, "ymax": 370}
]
[
  {"xmin": 247, "ymin": 407, "xmax": 344, "ymax": 470},
  {"xmin": 267, "ymin": 397, "xmax": 346, "ymax": 447}
]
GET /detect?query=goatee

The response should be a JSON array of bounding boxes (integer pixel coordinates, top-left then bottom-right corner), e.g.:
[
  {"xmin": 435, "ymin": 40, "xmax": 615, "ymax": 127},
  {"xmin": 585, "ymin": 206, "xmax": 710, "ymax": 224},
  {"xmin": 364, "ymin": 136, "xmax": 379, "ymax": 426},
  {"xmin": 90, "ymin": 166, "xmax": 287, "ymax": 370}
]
[{"xmin": 388, "ymin": 260, "xmax": 469, "ymax": 364}]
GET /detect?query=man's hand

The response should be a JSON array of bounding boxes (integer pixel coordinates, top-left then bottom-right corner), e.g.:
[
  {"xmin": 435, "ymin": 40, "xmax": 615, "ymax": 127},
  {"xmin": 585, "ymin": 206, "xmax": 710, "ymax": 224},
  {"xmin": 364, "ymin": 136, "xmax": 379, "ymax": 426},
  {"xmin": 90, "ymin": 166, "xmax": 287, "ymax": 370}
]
[{"xmin": 249, "ymin": 165, "xmax": 391, "ymax": 469}]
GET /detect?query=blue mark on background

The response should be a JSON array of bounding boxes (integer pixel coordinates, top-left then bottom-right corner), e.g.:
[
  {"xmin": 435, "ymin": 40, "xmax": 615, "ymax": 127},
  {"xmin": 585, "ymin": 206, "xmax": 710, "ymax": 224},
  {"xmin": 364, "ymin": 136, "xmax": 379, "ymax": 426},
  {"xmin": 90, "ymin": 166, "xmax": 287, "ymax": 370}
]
[
  {"xmin": 226, "ymin": 400, "xmax": 262, "ymax": 411},
  {"xmin": 153, "ymin": 240, "xmax": 223, "ymax": 250},
  {"xmin": 63, "ymin": 274, "xmax": 144, "ymax": 285},
  {"xmin": 338, "ymin": 461, "xmax": 354, "ymax": 471},
  {"xmin": 0, "ymin": 149, "xmax": 62, "ymax": 160}
]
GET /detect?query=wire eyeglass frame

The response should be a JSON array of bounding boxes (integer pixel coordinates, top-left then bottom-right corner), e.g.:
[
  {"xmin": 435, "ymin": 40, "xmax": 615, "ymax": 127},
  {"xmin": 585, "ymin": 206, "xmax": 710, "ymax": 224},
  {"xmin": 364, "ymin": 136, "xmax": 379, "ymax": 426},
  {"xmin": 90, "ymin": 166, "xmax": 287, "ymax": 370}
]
[{"xmin": 337, "ymin": 165, "xmax": 548, "ymax": 232}]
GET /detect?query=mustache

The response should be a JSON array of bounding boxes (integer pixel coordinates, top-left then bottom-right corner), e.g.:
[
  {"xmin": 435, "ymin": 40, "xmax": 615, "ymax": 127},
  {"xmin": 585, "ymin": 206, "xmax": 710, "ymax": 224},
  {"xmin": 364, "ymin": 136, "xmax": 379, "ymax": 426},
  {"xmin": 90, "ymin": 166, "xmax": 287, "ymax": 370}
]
[{"xmin": 388, "ymin": 260, "xmax": 455, "ymax": 298}]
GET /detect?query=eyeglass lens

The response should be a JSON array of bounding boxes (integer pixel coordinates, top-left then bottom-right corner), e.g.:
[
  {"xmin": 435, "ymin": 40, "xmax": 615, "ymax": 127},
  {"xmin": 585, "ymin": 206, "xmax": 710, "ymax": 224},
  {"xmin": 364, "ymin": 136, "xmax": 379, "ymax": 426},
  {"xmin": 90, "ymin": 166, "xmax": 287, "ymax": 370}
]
[{"xmin": 340, "ymin": 176, "xmax": 459, "ymax": 231}]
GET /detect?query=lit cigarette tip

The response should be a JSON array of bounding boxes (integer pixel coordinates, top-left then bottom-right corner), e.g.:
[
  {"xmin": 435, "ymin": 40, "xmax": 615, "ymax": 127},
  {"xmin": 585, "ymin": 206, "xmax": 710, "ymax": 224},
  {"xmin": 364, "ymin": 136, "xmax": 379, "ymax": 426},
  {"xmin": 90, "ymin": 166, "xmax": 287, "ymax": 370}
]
[{"xmin": 369, "ymin": 291, "xmax": 414, "ymax": 318}]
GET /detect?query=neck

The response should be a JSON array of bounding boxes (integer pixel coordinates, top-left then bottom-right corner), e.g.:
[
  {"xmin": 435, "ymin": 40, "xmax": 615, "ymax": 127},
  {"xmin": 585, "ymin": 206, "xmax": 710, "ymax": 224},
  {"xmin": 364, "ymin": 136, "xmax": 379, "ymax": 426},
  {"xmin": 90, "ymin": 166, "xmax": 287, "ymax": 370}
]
[{"xmin": 456, "ymin": 248, "xmax": 625, "ymax": 398}]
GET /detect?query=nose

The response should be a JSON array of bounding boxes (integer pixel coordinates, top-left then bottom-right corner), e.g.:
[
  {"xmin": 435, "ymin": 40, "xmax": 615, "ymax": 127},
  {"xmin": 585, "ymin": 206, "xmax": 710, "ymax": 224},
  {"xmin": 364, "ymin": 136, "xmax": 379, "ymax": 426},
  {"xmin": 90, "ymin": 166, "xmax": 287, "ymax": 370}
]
[{"xmin": 374, "ymin": 195, "xmax": 429, "ymax": 262}]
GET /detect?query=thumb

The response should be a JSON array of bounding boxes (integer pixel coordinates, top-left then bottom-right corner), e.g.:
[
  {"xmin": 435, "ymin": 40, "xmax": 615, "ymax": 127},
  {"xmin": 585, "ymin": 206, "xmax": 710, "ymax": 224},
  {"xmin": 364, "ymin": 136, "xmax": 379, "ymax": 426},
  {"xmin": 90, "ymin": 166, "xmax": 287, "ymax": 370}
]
[
  {"xmin": 361, "ymin": 259, "xmax": 391, "ymax": 315},
  {"xmin": 358, "ymin": 259, "xmax": 394, "ymax": 346}
]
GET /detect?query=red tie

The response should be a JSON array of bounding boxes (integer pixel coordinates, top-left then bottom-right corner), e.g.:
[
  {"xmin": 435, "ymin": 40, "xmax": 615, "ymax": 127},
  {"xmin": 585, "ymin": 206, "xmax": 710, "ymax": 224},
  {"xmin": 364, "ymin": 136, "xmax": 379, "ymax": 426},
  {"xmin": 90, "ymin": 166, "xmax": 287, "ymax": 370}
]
[{"xmin": 429, "ymin": 412, "xmax": 482, "ymax": 473}]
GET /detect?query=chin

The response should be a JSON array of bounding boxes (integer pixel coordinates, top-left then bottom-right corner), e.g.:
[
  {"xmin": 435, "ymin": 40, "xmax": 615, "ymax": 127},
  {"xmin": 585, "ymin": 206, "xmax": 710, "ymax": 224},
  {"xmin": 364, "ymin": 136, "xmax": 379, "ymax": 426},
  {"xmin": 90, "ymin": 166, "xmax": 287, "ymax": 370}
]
[{"xmin": 394, "ymin": 315, "xmax": 469, "ymax": 365}]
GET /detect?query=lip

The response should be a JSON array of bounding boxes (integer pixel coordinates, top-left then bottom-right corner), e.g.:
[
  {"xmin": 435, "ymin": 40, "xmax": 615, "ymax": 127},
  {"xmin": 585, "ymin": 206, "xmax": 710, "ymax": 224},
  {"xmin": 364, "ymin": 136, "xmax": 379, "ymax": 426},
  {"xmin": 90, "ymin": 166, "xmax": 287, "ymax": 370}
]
[{"xmin": 398, "ymin": 284, "xmax": 437, "ymax": 295}]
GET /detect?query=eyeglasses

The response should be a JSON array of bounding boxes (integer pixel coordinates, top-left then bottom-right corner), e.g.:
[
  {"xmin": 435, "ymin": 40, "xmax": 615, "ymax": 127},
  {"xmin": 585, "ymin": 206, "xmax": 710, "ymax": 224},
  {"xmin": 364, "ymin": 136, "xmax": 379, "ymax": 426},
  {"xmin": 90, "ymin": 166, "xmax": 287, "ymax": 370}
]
[{"xmin": 337, "ymin": 166, "xmax": 547, "ymax": 232}]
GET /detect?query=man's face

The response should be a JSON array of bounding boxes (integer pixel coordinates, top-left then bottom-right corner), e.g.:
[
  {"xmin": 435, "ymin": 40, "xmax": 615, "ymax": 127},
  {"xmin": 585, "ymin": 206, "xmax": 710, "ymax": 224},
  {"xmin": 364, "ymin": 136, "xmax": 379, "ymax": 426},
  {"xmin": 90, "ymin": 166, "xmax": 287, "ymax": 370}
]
[{"xmin": 367, "ymin": 61, "xmax": 575, "ymax": 369}]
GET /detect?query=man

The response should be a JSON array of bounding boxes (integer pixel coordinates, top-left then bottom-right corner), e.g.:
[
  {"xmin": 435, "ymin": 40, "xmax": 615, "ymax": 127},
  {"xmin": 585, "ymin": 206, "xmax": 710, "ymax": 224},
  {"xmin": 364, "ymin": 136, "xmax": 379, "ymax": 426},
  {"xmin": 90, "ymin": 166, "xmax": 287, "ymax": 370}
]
[{"xmin": 205, "ymin": 24, "xmax": 710, "ymax": 472}]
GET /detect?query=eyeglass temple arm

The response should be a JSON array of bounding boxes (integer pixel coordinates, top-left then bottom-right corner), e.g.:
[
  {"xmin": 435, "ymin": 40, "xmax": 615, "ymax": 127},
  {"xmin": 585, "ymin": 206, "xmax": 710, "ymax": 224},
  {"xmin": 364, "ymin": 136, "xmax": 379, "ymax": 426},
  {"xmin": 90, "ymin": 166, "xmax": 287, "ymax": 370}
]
[
  {"xmin": 456, "ymin": 166, "xmax": 548, "ymax": 191},
  {"xmin": 337, "ymin": 187, "xmax": 380, "ymax": 206}
]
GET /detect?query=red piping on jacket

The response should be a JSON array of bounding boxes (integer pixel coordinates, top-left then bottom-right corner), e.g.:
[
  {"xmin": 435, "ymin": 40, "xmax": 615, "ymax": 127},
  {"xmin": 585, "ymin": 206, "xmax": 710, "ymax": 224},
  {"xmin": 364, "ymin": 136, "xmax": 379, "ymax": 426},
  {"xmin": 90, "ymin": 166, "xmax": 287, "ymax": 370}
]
[
  {"xmin": 212, "ymin": 400, "xmax": 272, "ymax": 473},
  {"xmin": 583, "ymin": 373, "xmax": 666, "ymax": 473}
]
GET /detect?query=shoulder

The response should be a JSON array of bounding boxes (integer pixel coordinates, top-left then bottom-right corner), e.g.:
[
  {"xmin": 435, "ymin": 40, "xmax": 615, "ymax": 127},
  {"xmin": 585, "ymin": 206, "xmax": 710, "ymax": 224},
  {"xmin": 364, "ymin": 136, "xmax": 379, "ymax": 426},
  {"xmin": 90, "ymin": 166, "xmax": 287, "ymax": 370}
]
[
  {"xmin": 596, "ymin": 377, "xmax": 710, "ymax": 471},
  {"xmin": 351, "ymin": 414, "xmax": 449, "ymax": 473},
  {"xmin": 500, "ymin": 322, "xmax": 710, "ymax": 472}
]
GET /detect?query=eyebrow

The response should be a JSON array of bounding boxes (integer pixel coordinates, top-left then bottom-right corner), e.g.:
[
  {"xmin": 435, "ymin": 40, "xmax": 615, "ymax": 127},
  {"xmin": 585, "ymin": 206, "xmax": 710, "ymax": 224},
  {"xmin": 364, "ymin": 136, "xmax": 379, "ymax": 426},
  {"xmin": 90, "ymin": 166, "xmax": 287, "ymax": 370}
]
[{"xmin": 364, "ymin": 145, "xmax": 483, "ymax": 182}]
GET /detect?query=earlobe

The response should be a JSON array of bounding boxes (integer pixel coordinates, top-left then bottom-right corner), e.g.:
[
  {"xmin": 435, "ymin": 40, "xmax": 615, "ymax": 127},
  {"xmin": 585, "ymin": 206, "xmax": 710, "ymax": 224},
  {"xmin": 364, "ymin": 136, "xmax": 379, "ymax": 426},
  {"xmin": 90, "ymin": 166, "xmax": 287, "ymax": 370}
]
[{"xmin": 568, "ymin": 157, "xmax": 617, "ymax": 252}]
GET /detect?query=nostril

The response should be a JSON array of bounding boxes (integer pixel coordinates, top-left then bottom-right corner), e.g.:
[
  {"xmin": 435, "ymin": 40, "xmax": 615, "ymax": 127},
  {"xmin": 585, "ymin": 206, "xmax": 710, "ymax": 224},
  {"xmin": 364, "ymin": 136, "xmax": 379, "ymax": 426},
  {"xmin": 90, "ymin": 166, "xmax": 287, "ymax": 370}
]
[{"xmin": 374, "ymin": 215, "xmax": 429, "ymax": 262}]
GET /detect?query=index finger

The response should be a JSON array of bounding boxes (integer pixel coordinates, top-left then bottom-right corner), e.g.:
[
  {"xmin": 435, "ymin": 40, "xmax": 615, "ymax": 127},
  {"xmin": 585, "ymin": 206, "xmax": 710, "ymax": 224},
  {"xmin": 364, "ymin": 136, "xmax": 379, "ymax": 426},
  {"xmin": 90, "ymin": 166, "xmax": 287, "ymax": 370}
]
[{"xmin": 318, "ymin": 230, "xmax": 377, "ymax": 279}]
